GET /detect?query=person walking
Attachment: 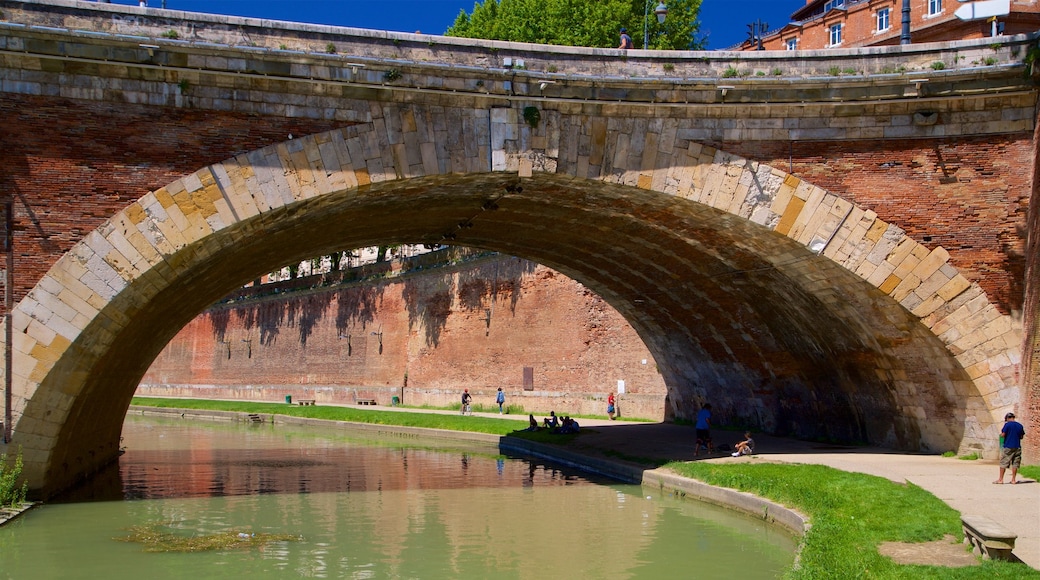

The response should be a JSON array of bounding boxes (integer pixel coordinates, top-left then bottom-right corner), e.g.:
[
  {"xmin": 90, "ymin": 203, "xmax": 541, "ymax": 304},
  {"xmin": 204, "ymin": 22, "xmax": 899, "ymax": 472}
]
[
  {"xmin": 693, "ymin": 403, "xmax": 713, "ymax": 456},
  {"xmin": 496, "ymin": 387, "xmax": 505, "ymax": 414},
  {"xmin": 607, "ymin": 392, "xmax": 616, "ymax": 420},
  {"xmin": 618, "ymin": 28, "xmax": 633, "ymax": 50},
  {"xmin": 461, "ymin": 389, "xmax": 473, "ymax": 415},
  {"xmin": 994, "ymin": 412, "xmax": 1025, "ymax": 484}
]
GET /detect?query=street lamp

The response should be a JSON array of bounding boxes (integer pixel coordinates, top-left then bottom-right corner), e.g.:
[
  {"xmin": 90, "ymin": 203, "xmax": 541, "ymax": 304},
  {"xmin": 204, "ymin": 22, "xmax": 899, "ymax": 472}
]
[{"xmin": 644, "ymin": 1, "xmax": 668, "ymax": 49}]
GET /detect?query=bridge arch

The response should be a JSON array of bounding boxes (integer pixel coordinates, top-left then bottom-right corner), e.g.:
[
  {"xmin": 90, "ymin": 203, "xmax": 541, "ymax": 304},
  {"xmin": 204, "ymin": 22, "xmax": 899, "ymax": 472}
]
[{"xmin": 4, "ymin": 104, "xmax": 1020, "ymax": 496}]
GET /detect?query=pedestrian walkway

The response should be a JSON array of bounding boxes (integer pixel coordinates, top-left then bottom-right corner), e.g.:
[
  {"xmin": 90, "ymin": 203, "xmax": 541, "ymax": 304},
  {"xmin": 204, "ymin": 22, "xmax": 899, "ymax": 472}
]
[{"xmin": 543, "ymin": 419, "xmax": 1039, "ymax": 571}]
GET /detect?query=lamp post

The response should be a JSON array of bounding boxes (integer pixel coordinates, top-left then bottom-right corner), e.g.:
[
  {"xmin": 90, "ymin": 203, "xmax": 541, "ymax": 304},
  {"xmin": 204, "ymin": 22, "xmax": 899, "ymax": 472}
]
[{"xmin": 644, "ymin": 1, "xmax": 668, "ymax": 49}]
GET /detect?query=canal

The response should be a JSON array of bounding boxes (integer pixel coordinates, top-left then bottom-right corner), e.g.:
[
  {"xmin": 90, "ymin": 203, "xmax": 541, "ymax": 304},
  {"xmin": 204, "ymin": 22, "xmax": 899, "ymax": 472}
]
[{"xmin": 0, "ymin": 415, "xmax": 796, "ymax": 578}]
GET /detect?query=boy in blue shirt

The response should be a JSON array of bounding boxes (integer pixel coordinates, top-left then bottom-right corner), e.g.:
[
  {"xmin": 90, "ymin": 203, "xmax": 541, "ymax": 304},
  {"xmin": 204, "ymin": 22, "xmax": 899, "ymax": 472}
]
[{"xmin": 995, "ymin": 412, "xmax": 1025, "ymax": 484}]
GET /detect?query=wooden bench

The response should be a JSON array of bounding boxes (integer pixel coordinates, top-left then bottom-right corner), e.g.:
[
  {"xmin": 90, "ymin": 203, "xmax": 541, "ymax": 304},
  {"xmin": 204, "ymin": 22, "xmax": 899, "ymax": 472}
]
[
  {"xmin": 962, "ymin": 514, "xmax": 1017, "ymax": 561},
  {"xmin": 357, "ymin": 399, "xmax": 377, "ymax": 406},
  {"xmin": 297, "ymin": 399, "xmax": 316, "ymax": 406}
]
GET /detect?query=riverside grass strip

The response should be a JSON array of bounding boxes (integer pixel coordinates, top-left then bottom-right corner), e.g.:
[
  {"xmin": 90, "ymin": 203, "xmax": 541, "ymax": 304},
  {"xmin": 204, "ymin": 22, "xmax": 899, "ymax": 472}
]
[
  {"xmin": 666, "ymin": 462, "xmax": 1039, "ymax": 579},
  {"xmin": 130, "ymin": 396, "xmax": 525, "ymax": 436}
]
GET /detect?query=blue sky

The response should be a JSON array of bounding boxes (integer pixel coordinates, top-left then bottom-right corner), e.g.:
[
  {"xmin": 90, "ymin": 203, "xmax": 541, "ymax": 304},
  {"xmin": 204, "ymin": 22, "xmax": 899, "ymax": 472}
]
[{"xmin": 125, "ymin": 0, "xmax": 804, "ymax": 50}]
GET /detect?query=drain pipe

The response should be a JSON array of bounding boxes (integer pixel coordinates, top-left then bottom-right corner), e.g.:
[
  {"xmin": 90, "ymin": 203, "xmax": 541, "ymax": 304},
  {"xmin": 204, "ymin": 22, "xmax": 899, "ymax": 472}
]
[
  {"xmin": 3, "ymin": 201, "xmax": 12, "ymax": 444},
  {"xmin": 901, "ymin": 0, "xmax": 911, "ymax": 45}
]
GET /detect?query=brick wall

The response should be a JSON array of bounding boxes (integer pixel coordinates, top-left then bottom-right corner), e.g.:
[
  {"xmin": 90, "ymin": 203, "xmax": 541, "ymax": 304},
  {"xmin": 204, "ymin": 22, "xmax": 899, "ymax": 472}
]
[
  {"xmin": 138, "ymin": 257, "xmax": 668, "ymax": 420},
  {"xmin": 0, "ymin": 92, "xmax": 348, "ymax": 302},
  {"xmin": 721, "ymin": 135, "xmax": 1032, "ymax": 317},
  {"xmin": 1022, "ymin": 109, "xmax": 1040, "ymax": 464}
]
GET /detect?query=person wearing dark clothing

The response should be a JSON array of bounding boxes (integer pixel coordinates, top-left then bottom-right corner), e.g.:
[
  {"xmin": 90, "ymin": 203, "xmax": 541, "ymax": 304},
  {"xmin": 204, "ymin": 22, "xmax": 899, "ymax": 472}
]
[
  {"xmin": 618, "ymin": 28, "xmax": 633, "ymax": 50},
  {"xmin": 694, "ymin": 403, "xmax": 713, "ymax": 455},
  {"xmin": 995, "ymin": 412, "xmax": 1026, "ymax": 484}
]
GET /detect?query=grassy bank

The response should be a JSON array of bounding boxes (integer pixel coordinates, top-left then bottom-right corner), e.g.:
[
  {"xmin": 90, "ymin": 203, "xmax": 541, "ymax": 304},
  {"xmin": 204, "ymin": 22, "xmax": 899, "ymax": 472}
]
[
  {"xmin": 131, "ymin": 397, "xmax": 524, "ymax": 435},
  {"xmin": 666, "ymin": 461, "xmax": 1038, "ymax": 579}
]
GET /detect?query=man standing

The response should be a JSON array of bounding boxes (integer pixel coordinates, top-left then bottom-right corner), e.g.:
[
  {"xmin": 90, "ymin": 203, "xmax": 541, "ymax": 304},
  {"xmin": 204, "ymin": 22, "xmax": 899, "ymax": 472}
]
[
  {"xmin": 496, "ymin": 387, "xmax": 505, "ymax": 414},
  {"xmin": 461, "ymin": 389, "xmax": 473, "ymax": 415},
  {"xmin": 995, "ymin": 412, "xmax": 1025, "ymax": 484},
  {"xmin": 618, "ymin": 28, "xmax": 633, "ymax": 50},
  {"xmin": 694, "ymin": 403, "xmax": 713, "ymax": 456}
]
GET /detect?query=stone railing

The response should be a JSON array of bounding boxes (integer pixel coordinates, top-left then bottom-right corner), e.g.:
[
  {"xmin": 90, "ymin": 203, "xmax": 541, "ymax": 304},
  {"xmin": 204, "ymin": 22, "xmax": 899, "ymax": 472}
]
[{"xmin": 1, "ymin": 0, "xmax": 1036, "ymax": 96}]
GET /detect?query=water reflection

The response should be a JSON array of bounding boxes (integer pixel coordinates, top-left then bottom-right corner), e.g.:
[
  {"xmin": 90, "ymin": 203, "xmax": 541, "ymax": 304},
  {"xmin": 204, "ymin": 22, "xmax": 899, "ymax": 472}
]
[{"xmin": 2, "ymin": 415, "xmax": 795, "ymax": 579}]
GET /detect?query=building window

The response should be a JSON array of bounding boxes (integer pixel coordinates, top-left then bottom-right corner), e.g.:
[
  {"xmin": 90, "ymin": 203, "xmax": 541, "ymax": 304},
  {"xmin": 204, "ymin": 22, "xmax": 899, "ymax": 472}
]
[
  {"xmin": 786, "ymin": 37, "xmax": 798, "ymax": 51},
  {"xmin": 829, "ymin": 23, "xmax": 842, "ymax": 46},
  {"xmin": 928, "ymin": 0, "xmax": 942, "ymax": 16},
  {"xmin": 824, "ymin": 0, "xmax": 846, "ymax": 11},
  {"xmin": 877, "ymin": 8, "xmax": 890, "ymax": 32}
]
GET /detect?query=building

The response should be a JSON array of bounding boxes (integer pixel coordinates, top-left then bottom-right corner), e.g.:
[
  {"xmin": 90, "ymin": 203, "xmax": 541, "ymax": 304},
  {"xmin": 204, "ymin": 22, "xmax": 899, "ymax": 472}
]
[{"xmin": 736, "ymin": 0, "xmax": 1040, "ymax": 51}]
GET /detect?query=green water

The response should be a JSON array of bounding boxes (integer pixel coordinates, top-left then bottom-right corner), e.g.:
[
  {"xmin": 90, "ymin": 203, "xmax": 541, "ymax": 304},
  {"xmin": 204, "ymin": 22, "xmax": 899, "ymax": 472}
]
[{"xmin": 0, "ymin": 416, "xmax": 796, "ymax": 578}]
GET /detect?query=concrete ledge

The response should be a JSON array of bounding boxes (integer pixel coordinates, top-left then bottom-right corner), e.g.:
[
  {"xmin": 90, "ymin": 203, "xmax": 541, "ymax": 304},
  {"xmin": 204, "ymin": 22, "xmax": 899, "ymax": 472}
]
[
  {"xmin": 0, "ymin": 502, "xmax": 35, "ymax": 528},
  {"xmin": 129, "ymin": 405, "xmax": 504, "ymax": 447},
  {"xmin": 642, "ymin": 469, "xmax": 808, "ymax": 539}
]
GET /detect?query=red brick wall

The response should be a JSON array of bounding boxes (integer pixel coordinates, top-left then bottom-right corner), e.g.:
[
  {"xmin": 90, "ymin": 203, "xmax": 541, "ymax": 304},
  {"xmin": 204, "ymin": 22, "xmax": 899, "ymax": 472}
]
[
  {"xmin": 762, "ymin": 2, "xmax": 1040, "ymax": 50},
  {"xmin": 0, "ymin": 93, "xmax": 347, "ymax": 303},
  {"xmin": 1022, "ymin": 109, "xmax": 1040, "ymax": 464},
  {"xmin": 722, "ymin": 135, "xmax": 1032, "ymax": 316},
  {"xmin": 139, "ymin": 258, "xmax": 667, "ymax": 419}
]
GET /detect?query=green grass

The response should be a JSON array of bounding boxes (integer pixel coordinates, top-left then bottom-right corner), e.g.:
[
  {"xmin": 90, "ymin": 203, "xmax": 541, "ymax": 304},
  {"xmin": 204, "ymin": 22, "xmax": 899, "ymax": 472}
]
[
  {"xmin": 132, "ymin": 397, "xmax": 522, "ymax": 436},
  {"xmin": 404, "ymin": 402, "xmax": 651, "ymax": 423},
  {"xmin": 665, "ymin": 461, "xmax": 1038, "ymax": 579},
  {"xmin": 0, "ymin": 449, "xmax": 28, "ymax": 508},
  {"xmin": 1019, "ymin": 464, "xmax": 1040, "ymax": 480}
]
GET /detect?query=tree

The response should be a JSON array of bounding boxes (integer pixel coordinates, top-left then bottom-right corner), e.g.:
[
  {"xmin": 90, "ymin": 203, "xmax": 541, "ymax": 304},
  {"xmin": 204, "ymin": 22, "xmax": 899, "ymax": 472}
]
[{"xmin": 447, "ymin": 0, "xmax": 705, "ymax": 50}]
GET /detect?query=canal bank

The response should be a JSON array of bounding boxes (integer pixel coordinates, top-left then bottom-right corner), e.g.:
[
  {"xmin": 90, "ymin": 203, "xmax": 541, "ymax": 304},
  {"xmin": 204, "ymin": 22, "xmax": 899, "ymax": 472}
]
[
  {"xmin": 125, "ymin": 403, "xmax": 1039, "ymax": 572},
  {"xmin": 128, "ymin": 405, "xmax": 809, "ymax": 542}
]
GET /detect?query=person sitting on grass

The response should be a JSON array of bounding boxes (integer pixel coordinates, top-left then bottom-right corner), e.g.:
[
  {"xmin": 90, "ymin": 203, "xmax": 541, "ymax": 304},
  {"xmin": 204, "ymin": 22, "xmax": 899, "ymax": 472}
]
[
  {"xmin": 525, "ymin": 414, "xmax": 539, "ymax": 432},
  {"xmin": 556, "ymin": 416, "xmax": 580, "ymax": 434},
  {"xmin": 543, "ymin": 411, "xmax": 559, "ymax": 429},
  {"xmin": 731, "ymin": 432, "xmax": 755, "ymax": 457}
]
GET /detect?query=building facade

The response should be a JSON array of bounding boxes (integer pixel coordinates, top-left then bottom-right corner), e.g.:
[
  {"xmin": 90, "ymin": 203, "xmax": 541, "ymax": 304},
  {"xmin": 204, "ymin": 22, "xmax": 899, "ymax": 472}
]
[{"xmin": 737, "ymin": 0, "xmax": 1040, "ymax": 51}]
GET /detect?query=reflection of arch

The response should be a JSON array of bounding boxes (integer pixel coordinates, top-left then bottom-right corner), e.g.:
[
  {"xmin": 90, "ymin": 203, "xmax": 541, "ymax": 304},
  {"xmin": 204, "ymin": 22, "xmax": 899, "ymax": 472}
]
[{"xmin": 5, "ymin": 105, "xmax": 1019, "ymax": 496}]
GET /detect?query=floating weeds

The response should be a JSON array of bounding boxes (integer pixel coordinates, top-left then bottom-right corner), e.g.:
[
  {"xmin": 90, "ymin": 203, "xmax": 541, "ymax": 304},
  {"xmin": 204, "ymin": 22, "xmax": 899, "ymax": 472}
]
[{"xmin": 118, "ymin": 524, "xmax": 300, "ymax": 553}]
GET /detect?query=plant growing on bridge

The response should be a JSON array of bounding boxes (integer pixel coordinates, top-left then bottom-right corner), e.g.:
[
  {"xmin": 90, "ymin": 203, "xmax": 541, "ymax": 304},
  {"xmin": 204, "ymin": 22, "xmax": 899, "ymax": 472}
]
[
  {"xmin": 325, "ymin": 42, "xmax": 337, "ymax": 54},
  {"xmin": 522, "ymin": 106, "xmax": 541, "ymax": 129},
  {"xmin": 161, "ymin": 29, "xmax": 179, "ymax": 40},
  {"xmin": 0, "ymin": 448, "xmax": 28, "ymax": 508},
  {"xmin": 383, "ymin": 68, "xmax": 402, "ymax": 82}
]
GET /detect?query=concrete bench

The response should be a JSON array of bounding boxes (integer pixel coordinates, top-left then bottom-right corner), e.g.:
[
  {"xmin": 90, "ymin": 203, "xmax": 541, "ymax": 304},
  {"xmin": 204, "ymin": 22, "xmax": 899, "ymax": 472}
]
[
  {"xmin": 297, "ymin": 399, "xmax": 316, "ymax": 406},
  {"xmin": 357, "ymin": 399, "xmax": 377, "ymax": 406},
  {"xmin": 962, "ymin": 514, "xmax": 1017, "ymax": 561}
]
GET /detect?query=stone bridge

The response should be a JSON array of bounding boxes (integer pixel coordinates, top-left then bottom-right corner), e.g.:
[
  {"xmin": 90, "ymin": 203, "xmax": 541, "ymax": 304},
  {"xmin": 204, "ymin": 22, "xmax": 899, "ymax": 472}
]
[{"xmin": 0, "ymin": 0, "xmax": 1037, "ymax": 496}]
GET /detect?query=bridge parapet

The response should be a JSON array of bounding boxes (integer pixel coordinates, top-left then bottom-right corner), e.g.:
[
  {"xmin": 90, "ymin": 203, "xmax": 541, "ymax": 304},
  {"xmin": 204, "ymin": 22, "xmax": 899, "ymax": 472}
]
[
  {"xmin": 1, "ymin": 1, "xmax": 1035, "ymax": 142},
  {"xmin": 0, "ymin": 1, "xmax": 1036, "ymax": 94}
]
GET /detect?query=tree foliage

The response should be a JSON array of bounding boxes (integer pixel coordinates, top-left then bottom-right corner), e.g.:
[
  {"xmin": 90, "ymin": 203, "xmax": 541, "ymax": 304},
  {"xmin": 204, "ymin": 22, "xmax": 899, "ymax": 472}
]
[{"xmin": 446, "ymin": 0, "xmax": 705, "ymax": 50}]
